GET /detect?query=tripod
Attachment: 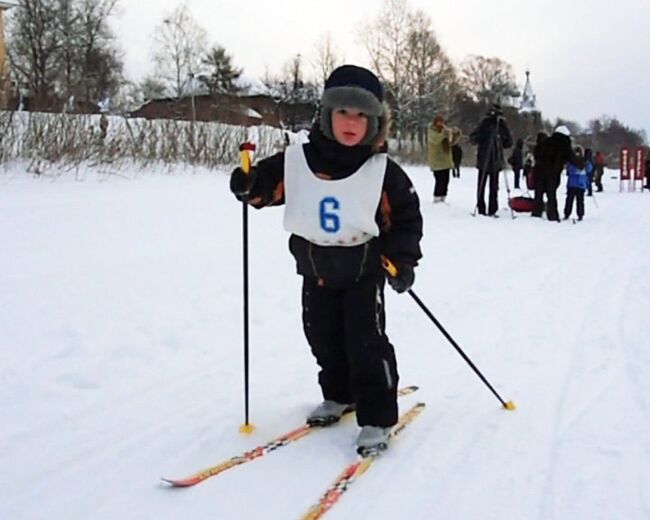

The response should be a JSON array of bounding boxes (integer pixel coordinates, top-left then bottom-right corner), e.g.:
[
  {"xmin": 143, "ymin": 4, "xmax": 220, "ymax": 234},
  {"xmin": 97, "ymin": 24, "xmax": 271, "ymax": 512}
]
[{"xmin": 472, "ymin": 115, "xmax": 509, "ymax": 218}]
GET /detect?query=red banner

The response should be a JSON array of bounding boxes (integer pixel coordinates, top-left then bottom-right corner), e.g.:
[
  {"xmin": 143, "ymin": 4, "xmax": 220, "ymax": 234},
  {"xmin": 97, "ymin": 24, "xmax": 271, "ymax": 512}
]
[
  {"xmin": 635, "ymin": 147, "xmax": 646, "ymax": 180},
  {"xmin": 620, "ymin": 148, "xmax": 631, "ymax": 180}
]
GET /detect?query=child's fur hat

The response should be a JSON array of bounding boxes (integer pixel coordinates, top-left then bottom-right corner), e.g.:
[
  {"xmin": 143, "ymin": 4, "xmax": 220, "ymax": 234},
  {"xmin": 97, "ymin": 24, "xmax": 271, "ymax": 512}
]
[{"xmin": 319, "ymin": 65, "xmax": 385, "ymax": 147}]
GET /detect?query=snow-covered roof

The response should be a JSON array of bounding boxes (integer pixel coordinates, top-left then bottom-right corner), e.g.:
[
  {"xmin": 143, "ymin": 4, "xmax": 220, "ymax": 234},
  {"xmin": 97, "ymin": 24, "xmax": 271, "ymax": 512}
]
[
  {"xmin": 243, "ymin": 107, "xmax": 262, "ymax": 119},
  {"xmin": 233, "ymin": 75, "xmax": 271, "ymax": 97},
  {"xmin": 147, "ymin": 74, "xmax": 271, "ymax": 102}
]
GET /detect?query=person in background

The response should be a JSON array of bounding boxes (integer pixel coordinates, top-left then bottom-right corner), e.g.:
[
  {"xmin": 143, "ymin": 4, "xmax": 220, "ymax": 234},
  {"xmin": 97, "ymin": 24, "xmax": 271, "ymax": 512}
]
[
  {"xmin": 564, "ymin": 146, "xmax": 591, "ymax": 221},
  {"xmin": 527, "ymin": 132, "xmax": 548, "ymax": 192},
  {"xmin": 452, "ymin": 142, "xmax": 463, "ymax": 178},
  {"xmin": 532, "ymin": 126, "xmax": 583, "ymax": 221},
  {"xmin": 427, "ymin": 115, "xmax": 460, "ymax": 203},
  {"xmin": 645, "ymin": 152, "xmax": 650, "ymax": 190},
  {"xmin": 594, "ymin": 150, "xmax": 606, "ymax": 192},
  {"xmin": 230, "ymin": 65, "xmax": 423, "ymax": 454},
  {"xmin": 584, "ymin": 148, "xmax": 595, "ymax": 196},
  {"xmin": 470, "ymin": 104, "xmax": 513, "ymax": 216},
  {"xmin": 509, "ymin": 138, "xmax": 524, "ymax": 189}
]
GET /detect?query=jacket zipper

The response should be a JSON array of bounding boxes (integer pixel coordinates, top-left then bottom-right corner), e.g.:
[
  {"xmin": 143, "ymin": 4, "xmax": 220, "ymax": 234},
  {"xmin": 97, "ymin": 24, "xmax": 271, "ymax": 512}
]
[
  {"xmin": 308, "ymin": 242, "xmax": 319, "ymax": 278},
  {"xmin": 357, "ymin": 241, "xmax": 370, "ymax": 280}
]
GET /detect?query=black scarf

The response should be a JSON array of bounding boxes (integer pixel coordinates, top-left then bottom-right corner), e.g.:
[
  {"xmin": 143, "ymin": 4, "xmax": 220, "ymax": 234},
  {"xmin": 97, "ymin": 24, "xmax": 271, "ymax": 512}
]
[{"xmin": 306, "ymin": 124, "xmax": 375, "ymax": 179}]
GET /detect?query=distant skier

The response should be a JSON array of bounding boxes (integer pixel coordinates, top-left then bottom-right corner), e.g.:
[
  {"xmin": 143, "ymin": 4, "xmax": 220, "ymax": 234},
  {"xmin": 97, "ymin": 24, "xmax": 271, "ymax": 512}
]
[
  {"xmin": 563, "ymin": 146, "xmax": 591, "ymax": 221},
  {"xmin": 230, "ymin": 65, "xmax": 423, "ymax": 455}
]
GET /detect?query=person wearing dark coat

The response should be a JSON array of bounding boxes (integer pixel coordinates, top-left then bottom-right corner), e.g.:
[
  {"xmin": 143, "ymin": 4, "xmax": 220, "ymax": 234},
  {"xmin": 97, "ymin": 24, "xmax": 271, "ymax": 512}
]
[
  {"xmin": 644, "ymin": 155, "xmax": 650, "ymax": 190},
  {"xmin": 584, "ymin": 148, "xmax": 595, "ymax": 196},
  {"xmin": 532, "ymin": 126, "xmax": 584, "ymax": 221},
  {"xmin": 594, "ymin": 150, "xmax": 606, "ymax": 192},
  {"xmin": 508, "ymin": 138, "xmax": 524, "ymax": 189},
  {"xmin": 230, "ymin": 65, "xmax": 423, "ymax": 451},
  {"xmin": 469, "ymin": 104, "xmax": 513, "ymax": 216},
  {"xmin": 452, "ymin": 143, "xmax": 463, "ymax": 178}
]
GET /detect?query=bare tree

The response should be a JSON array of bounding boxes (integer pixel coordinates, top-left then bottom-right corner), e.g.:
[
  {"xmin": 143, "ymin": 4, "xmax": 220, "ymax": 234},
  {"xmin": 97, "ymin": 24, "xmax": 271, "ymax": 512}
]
[
  {"xmin": 7, "ymin": 0, "xmax": 61, "ymax": 104},
  {"xmin": 403, "ymin": 12, "xmax": 457, "ymax": 147},
  {"xmin": 264, "ymin": 54, "xmax": 319, "ymax": 131},
  {"xmin": 312, "ymin": 32, "xmax": 343, "ymax": 87},
  {"xmin": 151, "ymin": 4, "xmax": 208, "ymax": 99},
  {"xmin": 460, "ymin": 55, "xmax": 519, "ymax": 107},
  {"xmin": 139, "ymin": 75, "xmax": 166, "ymax": 101},
  {"xmin": 361, "ymin": 0, "xmax": 417, "ymax": 149},
  {"xmin": 7, "ymin": 0, "xmax": 122, "ymax": 107},
  {"xmin": 74, "ymin": 0, "xmax": 122, "ymax": 102}
]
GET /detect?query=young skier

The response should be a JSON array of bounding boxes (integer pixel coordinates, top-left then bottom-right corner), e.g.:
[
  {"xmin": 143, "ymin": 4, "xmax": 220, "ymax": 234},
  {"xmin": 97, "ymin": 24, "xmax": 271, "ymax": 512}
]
[
  {"xmin": 563, "ymin": 146, "xmax": 591, "ymax": 221},
  {"xmin": 229, "ymin": 65, "xmax": 423, "ymax": 454}
]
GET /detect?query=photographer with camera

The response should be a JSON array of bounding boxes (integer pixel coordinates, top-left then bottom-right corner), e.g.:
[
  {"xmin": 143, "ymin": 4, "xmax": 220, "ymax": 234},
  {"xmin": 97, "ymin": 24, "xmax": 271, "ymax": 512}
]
[{"xmin": 470, "ymin": 104, "xmax": 513, "ymax": 217}]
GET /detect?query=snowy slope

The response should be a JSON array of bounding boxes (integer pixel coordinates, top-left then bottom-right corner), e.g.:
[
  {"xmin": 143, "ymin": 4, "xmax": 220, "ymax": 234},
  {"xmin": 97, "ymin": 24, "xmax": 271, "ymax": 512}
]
[{"xmin": 1, "ymin": 164, "xmax": 649, "ymax": 520}]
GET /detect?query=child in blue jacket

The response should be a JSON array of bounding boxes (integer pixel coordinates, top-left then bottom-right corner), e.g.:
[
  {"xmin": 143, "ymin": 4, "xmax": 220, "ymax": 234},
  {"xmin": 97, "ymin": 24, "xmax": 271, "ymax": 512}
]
[{"xmin": 563, "ymin": 146, "xmax": 592, "ymax": 221}]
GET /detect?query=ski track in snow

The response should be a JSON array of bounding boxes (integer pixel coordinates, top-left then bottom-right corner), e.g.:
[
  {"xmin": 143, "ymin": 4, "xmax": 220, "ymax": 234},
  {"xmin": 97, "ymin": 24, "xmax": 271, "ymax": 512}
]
[{"xmin": 1, "ymin": 165, "xmax": 649, "ymax": 519}]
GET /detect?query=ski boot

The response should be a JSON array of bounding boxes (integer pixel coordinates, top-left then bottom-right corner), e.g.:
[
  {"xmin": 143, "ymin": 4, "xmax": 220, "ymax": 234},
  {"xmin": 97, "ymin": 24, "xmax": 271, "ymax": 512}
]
[
  {"xmin": 356, "ymin": 425, "xmax": 391, "ymax": 457},
  {"xmin": 307, "ymin": 400, "xmax": 353, "ymax": 426}
]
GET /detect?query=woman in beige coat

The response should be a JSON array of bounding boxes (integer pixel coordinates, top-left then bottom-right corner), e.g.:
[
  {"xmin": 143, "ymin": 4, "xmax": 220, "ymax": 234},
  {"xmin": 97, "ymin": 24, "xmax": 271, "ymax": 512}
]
[{"xmin": 427, "ymin": 115, "xmax": 460, "ymax": 202}]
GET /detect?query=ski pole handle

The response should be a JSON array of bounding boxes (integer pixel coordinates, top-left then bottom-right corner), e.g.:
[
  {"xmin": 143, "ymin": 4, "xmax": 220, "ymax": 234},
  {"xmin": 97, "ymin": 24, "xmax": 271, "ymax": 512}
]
[
  {"xmin": 381, "ymin": 255, "xmax": 399, "ymax": 278},
  {"xmin": 239, "ymin": 142, "xmax": 256, "ymax": 174}
]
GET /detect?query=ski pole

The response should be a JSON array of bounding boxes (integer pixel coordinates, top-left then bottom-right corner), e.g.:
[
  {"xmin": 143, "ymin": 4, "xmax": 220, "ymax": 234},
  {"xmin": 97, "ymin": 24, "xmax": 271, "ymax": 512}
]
[
  {"xmin": 239, "ymin": 141, "xmax": 257, "ymax": 435},
  {"xmin": 381, "ymin": 257, "xmax": 515, "ymax": 411}
]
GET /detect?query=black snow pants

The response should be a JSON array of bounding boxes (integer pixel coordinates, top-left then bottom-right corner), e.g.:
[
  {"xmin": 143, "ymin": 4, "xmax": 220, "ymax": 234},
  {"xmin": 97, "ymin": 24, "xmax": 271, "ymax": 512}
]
[
  {"xmin": 533, "ymin": 175, "xmax": 560, "ymax": 221},
  {"xmin": 564, "ymin": 187, "xmax": 585, "ymax": 219},
  {"xmin": 433, "ymin": 169, "xmax": 451, "ymax": 197},
  {"xmin": 301, "ymin": 275, "xmax": 399, "ymax": 427},
  {"xmin": 477, "ymin": 169, "xmax": 499, "ymax": 215}
]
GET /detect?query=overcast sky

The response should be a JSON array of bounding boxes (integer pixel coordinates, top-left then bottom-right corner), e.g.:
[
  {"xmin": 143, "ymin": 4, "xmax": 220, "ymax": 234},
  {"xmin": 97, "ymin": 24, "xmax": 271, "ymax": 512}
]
[{"xmin": 109, "ymin": 0, "xmax": 650, "ymax": 137}]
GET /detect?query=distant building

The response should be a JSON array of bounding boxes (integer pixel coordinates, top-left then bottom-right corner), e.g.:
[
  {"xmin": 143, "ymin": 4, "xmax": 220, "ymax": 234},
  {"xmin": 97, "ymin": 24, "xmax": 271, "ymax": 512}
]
[
  {"xmin": 520, "ymin": 70, "xmax": 537, "ymax": 113},
  {"xmin": 130, "ymin": 75, "xmax": 317, "ymax": 130}
]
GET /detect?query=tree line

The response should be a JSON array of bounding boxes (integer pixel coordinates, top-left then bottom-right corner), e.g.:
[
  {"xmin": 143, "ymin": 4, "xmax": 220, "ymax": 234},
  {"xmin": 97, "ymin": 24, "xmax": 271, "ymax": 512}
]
[{"xmin": 5, "ymin": 0, "xmax": 646, "ymax": 162}]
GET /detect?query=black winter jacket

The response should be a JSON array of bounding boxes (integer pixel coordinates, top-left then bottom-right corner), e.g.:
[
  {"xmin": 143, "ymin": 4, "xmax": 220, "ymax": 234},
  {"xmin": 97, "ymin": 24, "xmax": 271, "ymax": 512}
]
[
  {"xmin": 469, "ymin": 115, "xmax": 513, "ymax": 172},
  {"xmin": 510, "ymin": 141, "xmax": 524, "ymax": 170},
  {"xmin": 234, "ymin": 125, "xmax": 423, "ymax": 287},
  {"xmin": 535, "ymin": 133, "xmax": 584, "ymax": 188}
]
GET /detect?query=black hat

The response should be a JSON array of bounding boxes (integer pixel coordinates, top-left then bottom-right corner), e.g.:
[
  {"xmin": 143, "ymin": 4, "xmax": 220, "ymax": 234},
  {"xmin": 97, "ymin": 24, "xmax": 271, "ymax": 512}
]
[
  {"xmin": 319, "ymin": 65, "xmax": 384, "ymax": 145},
  {"xmin": 487, "ymin": 103, "xmax": 503, "ymax": 117}
]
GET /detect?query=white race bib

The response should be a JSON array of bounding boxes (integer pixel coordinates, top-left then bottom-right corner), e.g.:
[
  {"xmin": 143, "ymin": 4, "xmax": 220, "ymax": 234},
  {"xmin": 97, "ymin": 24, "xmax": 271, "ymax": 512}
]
[{"xmin": 283, "ymin": 145, "xmax": 386, "ymax": 247}]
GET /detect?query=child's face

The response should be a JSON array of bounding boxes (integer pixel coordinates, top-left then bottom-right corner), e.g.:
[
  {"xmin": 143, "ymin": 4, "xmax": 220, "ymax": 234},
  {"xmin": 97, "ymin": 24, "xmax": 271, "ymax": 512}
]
[{"xmin": 331, "ymin": 108, "xmax": 369, "ymax": 147}]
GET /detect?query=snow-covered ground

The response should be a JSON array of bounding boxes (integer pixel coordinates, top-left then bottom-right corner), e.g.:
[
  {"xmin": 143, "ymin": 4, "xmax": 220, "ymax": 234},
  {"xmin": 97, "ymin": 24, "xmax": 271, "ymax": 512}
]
[{"xmin": 1, "ymin": 163, "xmax": 649, "ymax": 519}]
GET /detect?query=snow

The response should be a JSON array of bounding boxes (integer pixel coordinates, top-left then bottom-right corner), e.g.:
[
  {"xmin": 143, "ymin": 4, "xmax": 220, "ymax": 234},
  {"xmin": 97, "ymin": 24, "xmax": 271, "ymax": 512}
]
[{"xmin": 1, "ymin": 164, "xmax": 649, "ymax": 519}]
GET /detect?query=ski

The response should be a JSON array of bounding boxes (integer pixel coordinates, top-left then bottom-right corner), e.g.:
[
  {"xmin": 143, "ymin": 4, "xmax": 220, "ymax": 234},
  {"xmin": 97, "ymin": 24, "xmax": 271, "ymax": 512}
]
[
  {"xmin": 300, "ymin": 401, "xmax": 426, "ymax": 520},
  {"xmin": 162, "ymin": 385, "xmax": 419, "ymax": 487}
]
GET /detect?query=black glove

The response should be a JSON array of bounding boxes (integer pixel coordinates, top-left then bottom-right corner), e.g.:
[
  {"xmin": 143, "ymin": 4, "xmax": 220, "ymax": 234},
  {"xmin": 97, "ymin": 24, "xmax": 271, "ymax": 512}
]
[
  {"xmin": 386, "ymin": 263, "xmax": 415, "ymax": 293},
  {"xmin": 230, "ymin": 166, "xmax": 257, "ymax": 197}
]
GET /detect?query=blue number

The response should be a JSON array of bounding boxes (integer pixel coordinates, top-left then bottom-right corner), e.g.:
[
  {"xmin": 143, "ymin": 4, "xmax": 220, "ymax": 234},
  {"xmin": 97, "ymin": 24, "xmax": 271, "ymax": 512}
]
[{"xmin": 319, "ymin": 197, "xmax": 341, "ymax": 233}]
